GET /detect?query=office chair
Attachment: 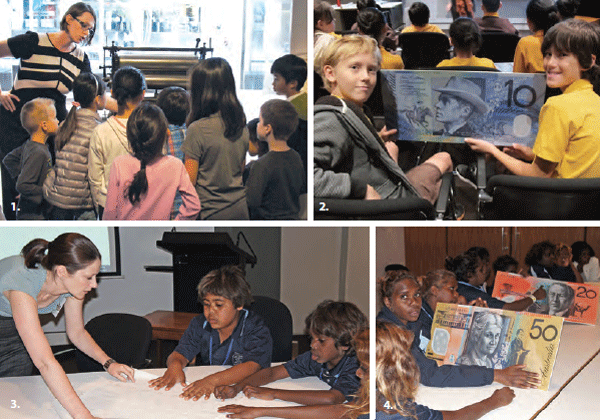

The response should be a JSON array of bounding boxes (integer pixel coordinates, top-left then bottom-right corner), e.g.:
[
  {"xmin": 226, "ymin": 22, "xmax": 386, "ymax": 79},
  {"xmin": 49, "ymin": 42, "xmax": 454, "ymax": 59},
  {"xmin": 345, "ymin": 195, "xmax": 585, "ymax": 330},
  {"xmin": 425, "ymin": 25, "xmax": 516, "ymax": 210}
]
[
  {"xmin": 479, "ymin": 175, "xmax": 600, "ymax": 220},
  {"xmin": 249, "ymin": 296, "xmax": 293, "ymax": 363},
  {"xmin": 478, "ymin": 32, "xmax": 520, "ymax": 63},
  {"xmin": 397, "ymin": 32, "xmax": 451, "ymax": 69},
  {"xmin": 75, "ymin": 313, "xmax": 153, "ymax": 372},
  {"xmin": 314, "ymin": 172, "xmax": 456, "ymax": 220}
]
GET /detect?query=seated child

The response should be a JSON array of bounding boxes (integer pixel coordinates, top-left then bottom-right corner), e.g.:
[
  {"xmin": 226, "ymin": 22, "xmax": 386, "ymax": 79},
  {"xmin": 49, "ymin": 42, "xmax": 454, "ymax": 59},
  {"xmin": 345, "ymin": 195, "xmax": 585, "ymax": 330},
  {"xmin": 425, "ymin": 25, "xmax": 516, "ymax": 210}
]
[
  {"xmin": 149, "ymin": 265, "xmax": 272, "ymax": 399},
  {"xmin": 375, "ymin": 321, "xmax": 515, "ymax": 420},
  {"xmin": 270, "ymin": 54, "xmax": 308, "ymax": 177},
  {"xmin": 401, "ymin": 2, "xmax": 444, "ymax": 34},
  {"xmin": 437, "ymin": 17, "xmax": 496, "ymax": 69},
  {"xmin": 314, "ymin": 1, "xmax": 339, "ymax": 42},
  {"xmin": 215, "ymin": 300, "xmax": 368, "ymax": 408},
  {"xmin": 475, "ymin": 0, "xmax": 519, "ymax": 34},
  {"xmin": 219, "ymin": 328, "xmax": 370, "ymax": 419},
  {"xmin": 156, "ymin": 86, "xmax": 191, "ymax": 219},
  {"xmin": 377, "ymin": 271, "xmax": 541, "ymax": 388},
  {"xmin": 513, "ymin": 0, "xmax": 559, "ymax": 73},
  {"xmin": 314, "ymin": 34, "xmax": 452, "ymax": 205},
  {"xmin": 2, "ymin": 98, "xmax": 57, "ymax": 220},
  {"xmin": 525, "ymin": 240, "xmax": 581, "ymax": 282},
  {"xmin": 446, "ymin": 252, "xmax": 546, "ymax": 310},
  {"xmin": 571, "ymin": 241, "xmax": 600, "ymax": 283},
  {"xmin": 246, "ymin": 99, "xmax": 304, "ymax": 220},
  {"xmin": 490, "ymin": 254, "xmax": 520, "ymax": 293},
  {"xmin": 467, "ymin": 19, "xmax": 600, "ymax": 179},
  {"xmin": 357, "ymin": 7, "xmax": 404, "ymax": 69}
]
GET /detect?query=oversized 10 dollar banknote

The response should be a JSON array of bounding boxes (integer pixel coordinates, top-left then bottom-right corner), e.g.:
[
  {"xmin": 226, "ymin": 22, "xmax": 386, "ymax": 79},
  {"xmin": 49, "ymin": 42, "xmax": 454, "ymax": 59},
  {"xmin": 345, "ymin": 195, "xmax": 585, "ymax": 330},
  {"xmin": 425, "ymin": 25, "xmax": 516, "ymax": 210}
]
[
  {"xmin": 492, "ymin": 271, "xmax": 600, "ymax": 325},
  {"xmin": 380, "ymin": 70, "xmax": 547, "ymax": 146},
  {"xmin": 426, "ymin": 303, "xmax": 563, "ymax": 390}
]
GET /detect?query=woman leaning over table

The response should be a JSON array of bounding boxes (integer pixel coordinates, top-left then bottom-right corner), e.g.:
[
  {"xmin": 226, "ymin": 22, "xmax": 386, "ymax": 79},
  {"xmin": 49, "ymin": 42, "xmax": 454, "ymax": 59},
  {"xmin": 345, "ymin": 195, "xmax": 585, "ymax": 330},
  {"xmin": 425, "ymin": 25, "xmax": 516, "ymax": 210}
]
[{"xmin": 0, "ymin": 233, "xmax": 133, "ymax": 419}]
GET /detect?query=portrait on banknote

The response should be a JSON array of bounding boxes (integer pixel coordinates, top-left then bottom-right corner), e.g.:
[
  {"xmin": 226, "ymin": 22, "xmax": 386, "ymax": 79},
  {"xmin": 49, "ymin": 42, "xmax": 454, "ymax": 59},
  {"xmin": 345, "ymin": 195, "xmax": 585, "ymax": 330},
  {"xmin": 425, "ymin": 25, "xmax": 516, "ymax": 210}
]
[
  {"xmin": 426, "ymin": 303, "xmax": 564, "ymax": 390},
  {"xmin": 492, "ymin": 271, "xmax": 600, "ymax": 325},
  {"xmin": 380, "ymin": 70, "xmax": 547, "ymax": 146}
]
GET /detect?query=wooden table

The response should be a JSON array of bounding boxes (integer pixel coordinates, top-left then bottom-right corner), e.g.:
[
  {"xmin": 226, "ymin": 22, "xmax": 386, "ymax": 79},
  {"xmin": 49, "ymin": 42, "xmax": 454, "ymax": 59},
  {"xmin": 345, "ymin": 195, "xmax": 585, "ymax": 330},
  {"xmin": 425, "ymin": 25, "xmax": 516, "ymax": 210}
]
[{"xmin": 143, "ymin": 310, "xmax": 198, "ymax": 366}]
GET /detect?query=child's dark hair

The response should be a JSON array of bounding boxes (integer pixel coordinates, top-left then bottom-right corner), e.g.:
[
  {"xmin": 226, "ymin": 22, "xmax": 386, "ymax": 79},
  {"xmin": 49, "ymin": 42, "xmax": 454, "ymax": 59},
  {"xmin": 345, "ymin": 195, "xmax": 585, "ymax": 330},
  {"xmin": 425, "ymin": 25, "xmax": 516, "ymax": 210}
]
[
  {"xmin": 314, "ymin": 1, "xmax": 334, "ymax": 29},
  {"xmin": 187, "ymin": 57, "xmax": 246, "ymax": 140},
  {"xmin": 493, "ymin": 255, "xmax": 519, "ymax": 273},
  {"xmin": 260, "ymin": 99, "xmax": 299, "ymax": 140},
  {"xmin": 445, "ymin": 252, "xmax": 479, "ymax": 283},
  {"xmin": 542, "ymin": 18, "xmax": 600, "ymax": 94},
  {"xmin": 379, "ymin": 271, "xmax": 421, "ymax": 304},
  {"xmin": 305, "ymin": 300, "xmax": 368, "ymax": 350},
  {"xmin": 357, "ymin": 7, "xmax": 387, "ymax": 40},
  {"xmin": 526, "ymin": 0, "xmax": 559, "ymax": 33},
  {"xmin": 524, "ymin": 240, "xmax": 556, "ymax": 266},
  {"xmin": 125, "ymin": 103, "xmax": 168, "ymax": 205},
  {"xmin": 467, "ymin": 246, "xmax": 490, "ymax": 264},
  {"xmin": 481, "ymin": 0, "xmax": 501, "ymax": 13},
  {"xmin": 247, "ymin": 118, "xmax": 269, "ymax": 156},
  {"xmin": 449, "ymin": 17, "xmax": 482, "ymax": 54},
  {"xmin": 156, "ymin": 86, "xmax": 190, "ymax": 126},
  {"xmin": 111, "ymin": 66, "xmax": 146, "ymax": 108},
  {"xmin": 357, "ymin": 0, "xmax": 378, "ymax": 11},
  {"xmin": 60, "ymin": 2, "xmax": 97, "ymax": 45},
  {"xmin": 22, "ymin": 233, "xmax": 101, "ymax": 273},
  {"xmin": 571, "ymin": 240, "xmax": 595, "ymax": 261},
  {"xmin": 197, "ymin": 265, "xmax": 253, "ymax": 308},
  {"xmin": 270, "ymin": 54, "xmax": 307, "ymax": 90},
  {"xmin": 55, "ymin": 73, "xmax": 105, "ymax": 151},
  {"xmin": 555, "ymin": 0, "xmax": 580, "ymax": 19},
  {"xmin": 422, "ymin": 269, "xmax": 456, "ymax": 298},
  {"xmin": 408, "ymin": 2, "xmax": 431, "ymax": 27}
]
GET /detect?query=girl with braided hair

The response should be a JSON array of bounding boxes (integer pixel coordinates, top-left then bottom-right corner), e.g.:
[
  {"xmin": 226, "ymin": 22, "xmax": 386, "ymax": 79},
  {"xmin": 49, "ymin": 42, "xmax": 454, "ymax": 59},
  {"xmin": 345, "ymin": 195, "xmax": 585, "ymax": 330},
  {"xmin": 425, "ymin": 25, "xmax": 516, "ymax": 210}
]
[{"xmin": 103, "ymin": 103, "xmax": 200, "ymax": 220}]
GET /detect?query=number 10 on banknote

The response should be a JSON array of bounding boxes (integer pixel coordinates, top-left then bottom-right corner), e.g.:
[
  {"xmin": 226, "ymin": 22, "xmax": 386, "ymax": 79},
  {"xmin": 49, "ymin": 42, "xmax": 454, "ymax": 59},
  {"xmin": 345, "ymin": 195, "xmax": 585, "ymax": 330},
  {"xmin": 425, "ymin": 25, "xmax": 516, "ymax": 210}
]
[{"xmin": 425, "ymin": 303, "xmax": 564, "ymax": 390}]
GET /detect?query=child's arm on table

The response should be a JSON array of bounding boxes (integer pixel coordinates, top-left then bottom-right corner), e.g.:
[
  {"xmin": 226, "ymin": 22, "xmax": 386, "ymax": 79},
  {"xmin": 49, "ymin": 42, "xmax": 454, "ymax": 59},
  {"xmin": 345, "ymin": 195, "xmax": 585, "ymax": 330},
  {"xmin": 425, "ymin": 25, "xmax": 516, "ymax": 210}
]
[
  {"xmin": 465, "ymin": 138, "xmax": 557, "ymax": 177},
  {"xmin": 243, "ymin": 385, "xmax": 345, "ymax": 405},
  {"xmin": 442, "ymin": 386, "xmax": 515, "ymax": 420},
  {"xmin": 218, "ymin": 403, "xmax": 348, "ymax": 419},
  {"xmin": 215, "ymin": 364, "xmax": 290, "ymax": 399},
  {"xmin": 149, "ymin": 351, "xmax": 188, "ymax": 390},
  {"xmin": 180, "ymin": 360, "xmax": 262, "ymax": 401}
]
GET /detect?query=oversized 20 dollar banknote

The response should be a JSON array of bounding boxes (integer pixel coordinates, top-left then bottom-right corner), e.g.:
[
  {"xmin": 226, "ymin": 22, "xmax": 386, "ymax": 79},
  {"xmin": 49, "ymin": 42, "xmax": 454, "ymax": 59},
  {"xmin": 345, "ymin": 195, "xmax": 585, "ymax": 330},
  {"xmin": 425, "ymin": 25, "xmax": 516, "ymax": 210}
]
[
  {"xmin": 425, "ymin": 303, "xmax": 563, "ymax": 390},
  {"xmin": 381, "ymin": 70, "xmax": 547, "ymax": 146},
  {"xmin": 492, "ymin": 271, "xmax": 600, "ymax": 325}
]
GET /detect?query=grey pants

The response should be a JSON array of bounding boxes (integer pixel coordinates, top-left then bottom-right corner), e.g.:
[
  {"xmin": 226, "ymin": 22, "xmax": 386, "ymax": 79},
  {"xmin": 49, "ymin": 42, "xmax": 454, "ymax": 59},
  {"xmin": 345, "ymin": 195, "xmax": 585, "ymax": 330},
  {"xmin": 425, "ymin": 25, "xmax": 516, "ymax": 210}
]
[{"xmin": 0, "ymin": 316, "xmax": 34, "ymax": 377}]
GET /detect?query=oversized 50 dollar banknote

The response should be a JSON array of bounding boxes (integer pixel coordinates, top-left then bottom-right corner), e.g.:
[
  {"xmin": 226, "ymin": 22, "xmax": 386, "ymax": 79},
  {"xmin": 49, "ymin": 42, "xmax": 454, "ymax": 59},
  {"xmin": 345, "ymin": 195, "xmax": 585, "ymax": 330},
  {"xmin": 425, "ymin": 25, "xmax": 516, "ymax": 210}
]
[
  {"xmin": 380, "ymin": 70, "xmax": 547, "ymax": 146},
  {"xmin": 492, "ymin": 271, "xmax": 600, "ymax": 325},
  {"xmin": 426, "ymin": 303, "xmax": 563, "ymax": 390}
]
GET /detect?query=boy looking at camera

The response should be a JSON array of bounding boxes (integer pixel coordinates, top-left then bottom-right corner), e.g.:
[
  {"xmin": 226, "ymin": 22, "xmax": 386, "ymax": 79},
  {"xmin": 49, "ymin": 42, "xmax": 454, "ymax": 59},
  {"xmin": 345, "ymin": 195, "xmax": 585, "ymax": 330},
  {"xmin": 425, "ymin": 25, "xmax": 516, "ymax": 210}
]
[{"xmin": 148, "ymin": 265, "xmax": 272, "ymax": 400}]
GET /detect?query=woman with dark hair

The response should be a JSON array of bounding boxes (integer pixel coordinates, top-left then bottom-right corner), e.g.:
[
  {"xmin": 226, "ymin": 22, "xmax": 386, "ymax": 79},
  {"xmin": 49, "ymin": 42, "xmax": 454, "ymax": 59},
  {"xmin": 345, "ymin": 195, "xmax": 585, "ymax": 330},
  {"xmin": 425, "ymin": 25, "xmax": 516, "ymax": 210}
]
[
  {"xmin": 183, "ymin": 58, "xmax": 249, "ymax": 220},
  {"xmin": 0, "ymin": 2, "xmax": 114, "ymax": 217},
  {"xmin": 0, "ymin": 233, "xmax": 134, "ymax": 418},
  {"xmin": 356, "ymin": 7, "xmax": 404, "ymax": 69}
]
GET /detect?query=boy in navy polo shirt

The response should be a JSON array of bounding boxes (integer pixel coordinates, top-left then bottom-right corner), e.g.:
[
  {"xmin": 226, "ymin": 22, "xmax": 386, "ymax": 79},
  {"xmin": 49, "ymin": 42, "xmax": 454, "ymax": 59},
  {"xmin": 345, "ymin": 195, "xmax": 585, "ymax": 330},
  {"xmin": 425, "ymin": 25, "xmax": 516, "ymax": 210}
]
[
  {"xmin": 149, "ymin": 265, "xmax": 272, "ymax": 400},
  {"xmin": 216, "ymin": 300, "xmax": 367, "ymax": 416}
]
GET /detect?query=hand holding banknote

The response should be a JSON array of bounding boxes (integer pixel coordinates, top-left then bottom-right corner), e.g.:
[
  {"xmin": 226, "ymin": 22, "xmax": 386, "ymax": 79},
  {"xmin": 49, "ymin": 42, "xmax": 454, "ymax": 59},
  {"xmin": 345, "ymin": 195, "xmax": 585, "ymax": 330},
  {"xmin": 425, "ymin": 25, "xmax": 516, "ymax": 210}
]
[{"xmin": 494, "ymin": 365, "xmax": 540, "ymax": 389}]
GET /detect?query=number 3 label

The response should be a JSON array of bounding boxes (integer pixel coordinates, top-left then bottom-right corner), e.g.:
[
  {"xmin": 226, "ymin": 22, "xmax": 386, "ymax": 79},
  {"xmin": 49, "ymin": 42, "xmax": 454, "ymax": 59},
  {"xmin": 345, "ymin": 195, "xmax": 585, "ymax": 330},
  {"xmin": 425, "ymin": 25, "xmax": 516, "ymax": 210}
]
[{"xmin": 11, "ymin": 400, "xmax": 18, "ymax": 409}]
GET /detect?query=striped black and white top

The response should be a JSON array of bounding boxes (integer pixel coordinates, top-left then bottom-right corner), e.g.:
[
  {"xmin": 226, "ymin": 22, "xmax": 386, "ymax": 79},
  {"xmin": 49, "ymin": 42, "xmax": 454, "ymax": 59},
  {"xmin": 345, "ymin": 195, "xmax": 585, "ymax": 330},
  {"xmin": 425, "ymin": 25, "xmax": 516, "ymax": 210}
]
[{"xmin": 6, "ymin": 31, "xmax": 91, "ymax": 119}]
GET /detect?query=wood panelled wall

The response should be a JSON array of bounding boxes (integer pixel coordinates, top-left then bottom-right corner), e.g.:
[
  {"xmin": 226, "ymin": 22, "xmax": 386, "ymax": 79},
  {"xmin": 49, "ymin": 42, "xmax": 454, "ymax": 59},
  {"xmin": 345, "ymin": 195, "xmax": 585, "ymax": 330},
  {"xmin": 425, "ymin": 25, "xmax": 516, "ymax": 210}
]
[{"xmin": 403, "ymin": 227, "xmax": 598, "ymax": 277}]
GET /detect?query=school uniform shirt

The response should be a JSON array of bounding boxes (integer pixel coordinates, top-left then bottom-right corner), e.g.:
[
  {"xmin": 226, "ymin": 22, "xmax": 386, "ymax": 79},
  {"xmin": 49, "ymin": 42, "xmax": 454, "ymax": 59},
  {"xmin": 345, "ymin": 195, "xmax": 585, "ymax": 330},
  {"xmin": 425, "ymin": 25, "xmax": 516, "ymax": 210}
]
[
  {"xmin": 407, "ymin": 301, "xmax": 436, "ymax": 353},
  {"xmin": 401, "ymin": 24, "xmax": 444, "ymax": 34},
  {"xmin": 173, "ymin": 309, "xmax": 272, "ymax": 369},
  {"xmin": 380, "ymin": 47, "xmax": 404, "ymax": 70},
  {"xmin": 474, "ymin": 13, "xmax": 518, "ymax": 35},
  {"xmin": 574, "ymin": 257, "xmax": 600, "ymax": 283},
  {"xmin": 437, "ymin": 56, "xmax": 496, "ymax": 69},
  {"xmin": 532, "ymin": 79, "xmax": 600, "ymax": 179},
  {"xmin": 377, "ymin": 306, "xmax": 494, "ymax": 387},
  {"xmin": 513, "ymin": 30, "xmax": 544, "ymax": 73},
  {"xmin": 376, "ymin": 403, "xmax": 443, "ymax": 420},
  {"xmin": 284, "ymin": 351, "xmax": 360, "ymax": 401},
  {"xmin": 457, "ymin": 281, "xmax": 505, "ymax": 309}
]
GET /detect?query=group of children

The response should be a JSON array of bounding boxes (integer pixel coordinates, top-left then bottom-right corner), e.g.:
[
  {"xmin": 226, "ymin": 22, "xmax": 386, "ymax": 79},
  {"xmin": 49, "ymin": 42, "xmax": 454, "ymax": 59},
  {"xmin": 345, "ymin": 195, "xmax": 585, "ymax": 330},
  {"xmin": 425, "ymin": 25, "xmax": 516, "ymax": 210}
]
[
  {"xmin": 313, "ymin": 0, "xmax": 600, "ymax": 211},
  {"xmin": 143, "ymin": 264, "xmax": 368, "ymax": 419},
  {"xmin": 3, "ymin": 53, "xmax": 308, "ymax": 220}
]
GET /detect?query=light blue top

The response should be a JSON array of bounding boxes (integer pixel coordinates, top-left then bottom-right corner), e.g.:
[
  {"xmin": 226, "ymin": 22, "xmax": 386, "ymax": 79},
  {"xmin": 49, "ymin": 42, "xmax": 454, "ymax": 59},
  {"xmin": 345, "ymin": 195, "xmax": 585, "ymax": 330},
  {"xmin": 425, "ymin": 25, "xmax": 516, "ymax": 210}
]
[{"xmin": 0, "ymin": 255, "xmax": 70, "ymax": 317}]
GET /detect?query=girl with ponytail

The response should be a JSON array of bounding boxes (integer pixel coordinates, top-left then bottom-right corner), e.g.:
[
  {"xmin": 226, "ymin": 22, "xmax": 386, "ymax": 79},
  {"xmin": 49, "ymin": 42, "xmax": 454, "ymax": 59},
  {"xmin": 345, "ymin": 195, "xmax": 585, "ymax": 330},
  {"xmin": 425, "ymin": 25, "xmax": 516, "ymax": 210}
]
[
  {"xmin": 437, "ymin": 17, "xmax": 496, "ymax": 69},
  {"xmin": 43, "ymin": 72, "xmax": 106, "ymax": 220},
  {"xmin": 467, "ymin": 19, "xmax": 600, "ymax": 180},
  {"xmin": 0, "ymin": 233, "xmax": 133, "ymax": 418},
  {"xmin": 88, "ymin": 66, "xmax": 146, "ymax": 218},
  {"xmin": 103, "ymin": 103, "xmax": 200, "ymax": 220}
]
